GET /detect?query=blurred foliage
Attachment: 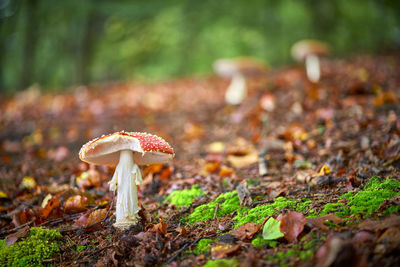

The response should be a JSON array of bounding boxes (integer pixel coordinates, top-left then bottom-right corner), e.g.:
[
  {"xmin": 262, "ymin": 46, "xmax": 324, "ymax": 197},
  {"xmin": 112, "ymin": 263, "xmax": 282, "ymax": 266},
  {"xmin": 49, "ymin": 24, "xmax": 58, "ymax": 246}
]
[{"xmin": 0, "ymin": 0, "xmax": 399, "ymax": 93}]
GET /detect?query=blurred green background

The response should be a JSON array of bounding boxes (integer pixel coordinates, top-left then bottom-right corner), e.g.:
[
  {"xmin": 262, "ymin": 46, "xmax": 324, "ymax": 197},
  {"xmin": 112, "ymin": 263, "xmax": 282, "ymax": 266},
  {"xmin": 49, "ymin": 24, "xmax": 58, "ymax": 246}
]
[{"xmin": 0, "ymin": 0, "xmax": 399, "ymax": 93}]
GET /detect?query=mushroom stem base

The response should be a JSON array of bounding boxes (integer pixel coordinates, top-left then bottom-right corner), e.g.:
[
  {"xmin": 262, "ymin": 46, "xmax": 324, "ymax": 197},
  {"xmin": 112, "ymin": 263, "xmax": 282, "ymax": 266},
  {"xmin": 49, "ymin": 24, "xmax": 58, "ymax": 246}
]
[
  {"xmin": 110, "ymin": 150, "xmax": 143, "ymax": 230},
  {"xmin": 113, "ymin": 219, "xmax": 140, "ymax": 230}
]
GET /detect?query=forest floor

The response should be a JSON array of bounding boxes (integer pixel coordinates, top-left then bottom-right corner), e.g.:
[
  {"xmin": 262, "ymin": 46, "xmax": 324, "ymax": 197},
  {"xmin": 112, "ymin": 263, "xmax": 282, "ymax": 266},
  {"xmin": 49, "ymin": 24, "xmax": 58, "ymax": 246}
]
[{"xmin": 0, "ymin": 53, "xmax": 400, "ymax": 267}]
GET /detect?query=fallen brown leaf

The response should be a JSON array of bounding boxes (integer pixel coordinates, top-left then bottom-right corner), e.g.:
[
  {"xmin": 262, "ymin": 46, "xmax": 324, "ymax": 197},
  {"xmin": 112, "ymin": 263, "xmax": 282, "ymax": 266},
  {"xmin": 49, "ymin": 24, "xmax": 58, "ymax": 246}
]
[
  {"xmin": 86, "ymin": 208, "xmax": 108, "ymax": 227},
  {"xmin": 230, "ymin": 222, "xmax": 261, "ymax": 241},
  {"xmin": 211, "ymin": 242, "xmax": 241, "ymax": 259},
  {"xmin": 358, "ymin": 214, "xmax": 400, "ymax": 231},
  {"xmin": 278, "ymin": 211, "xmax": 306, "ymax": 243},
  {"xmin": 6, "ymin": 226, "xmax": 30, "ymax": 246},
  {"xmin": 307, "ymin": 214, "xmax": 343, "ymax": 231},
  {"xmin": 64, "ymin": 195, "xmax": 88, "ymax": 214},
  {"xmin": 12, "ymin": 209, "xmax": 36, "ymax": 227},
  {"xmin": 153, "ymin": 221, "xmax": 168, "ymax": 236},
  {"xmin": 39, "ymin": 197, "xmax": 61, "ymax": 218}
]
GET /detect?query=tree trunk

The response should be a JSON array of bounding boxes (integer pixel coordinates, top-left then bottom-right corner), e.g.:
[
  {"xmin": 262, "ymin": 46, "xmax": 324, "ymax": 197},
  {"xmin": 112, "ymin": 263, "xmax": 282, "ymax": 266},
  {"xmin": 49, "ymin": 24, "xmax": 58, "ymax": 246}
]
[
  {"xmin": 76, "ymin": 5, "xmax": 104, "ymax": 85},
  {"xmin": 20, "ymin": 0, "xmax": 38, "ymax": 90}
]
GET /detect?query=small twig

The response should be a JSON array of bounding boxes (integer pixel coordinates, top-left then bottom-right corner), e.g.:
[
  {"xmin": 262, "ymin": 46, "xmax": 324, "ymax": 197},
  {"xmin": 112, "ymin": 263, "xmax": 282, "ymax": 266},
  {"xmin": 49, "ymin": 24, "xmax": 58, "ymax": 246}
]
[
  {"xmin": 37, "ymin": 213, "xmax": 83, "ymax": 227},
  {"xmin": 167, "ymin": 195, "xmax": 208, "ymax": 223},
  {"xmin": 213, "ymin": 203, "xmax": 219, "ymax": 220},
  {"xmin": 0, "ymin": 219, "xmax": 34, "ymax": 238},
  {"xmin": 166, "ymin": 234, "xmax": 216, "ymax": 263},
  {"xmin": 258, "ymin": 149, "xmax": 268, "ymax": 176},
  {"xmin": 250, "ymin": 199, "xmax": 274, "ymax": 208}
]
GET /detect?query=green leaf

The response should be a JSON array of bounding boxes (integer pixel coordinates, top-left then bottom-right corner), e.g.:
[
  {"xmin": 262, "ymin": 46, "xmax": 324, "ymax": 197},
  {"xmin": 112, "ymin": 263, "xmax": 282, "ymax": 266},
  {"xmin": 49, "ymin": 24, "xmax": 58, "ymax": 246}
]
[{"xmin": 262, "ymin": 218, "xmax": 284, "ymax": 240}]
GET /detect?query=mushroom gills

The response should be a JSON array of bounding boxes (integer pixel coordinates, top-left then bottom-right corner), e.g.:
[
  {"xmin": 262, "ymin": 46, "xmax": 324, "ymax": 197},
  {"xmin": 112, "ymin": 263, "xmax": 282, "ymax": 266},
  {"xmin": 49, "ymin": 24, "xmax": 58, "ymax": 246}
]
[{"xmin": 109, "ymin": 150, "xmax": 142, "ymax": 229}]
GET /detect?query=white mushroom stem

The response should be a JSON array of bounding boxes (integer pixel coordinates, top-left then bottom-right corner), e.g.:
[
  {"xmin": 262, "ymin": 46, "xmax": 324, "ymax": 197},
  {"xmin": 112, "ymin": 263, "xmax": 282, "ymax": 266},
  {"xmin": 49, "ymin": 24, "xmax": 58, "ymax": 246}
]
[
  {"xmin": 225, "ymin": 73, "xmax": 247, "ymax": 105},
  {"xmin": 108, "ymin": 150, "xmax": 143, "ymax": 229},
  {"xmin": 305, "ymin": 54, "xmax": 321, "ymax": 83}
]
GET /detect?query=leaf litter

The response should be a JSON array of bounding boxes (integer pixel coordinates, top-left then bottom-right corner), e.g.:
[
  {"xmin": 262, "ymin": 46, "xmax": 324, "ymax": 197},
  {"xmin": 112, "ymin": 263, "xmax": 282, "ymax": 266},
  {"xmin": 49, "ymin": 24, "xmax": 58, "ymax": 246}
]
[{"xmin": 0, "ymin": 54, "xmax": 400, "ymax": 266}]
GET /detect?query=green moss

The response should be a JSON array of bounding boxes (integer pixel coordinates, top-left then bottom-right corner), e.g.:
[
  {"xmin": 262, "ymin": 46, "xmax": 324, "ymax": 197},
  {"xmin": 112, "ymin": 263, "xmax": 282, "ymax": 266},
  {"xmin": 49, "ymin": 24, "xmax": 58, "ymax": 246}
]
[
  {"xmin": 187, "ymin": 192, "xmax": 313, "ymax": 227},
  {"xmin": 164, "ymin": 185, "xmax": 205, "ymax": 208},
  {"xmin": 0, "ymin": 227, "xmax": 62, "ymax": 267},
  {"xmin": 320, "ymin": 177, "xmax": 400, "ymax": 218},
  {"xmin": 186, "ymin": 177, "xmax": 399, "ymax": 228},
  {"xmin": 320, "ymin": 202, "xmax": 348, "ymax": 217},
  {"xmin": 233, "ymin": 197, "xmax": 297, "ymax": 228},
  {"xmin": 187, "ymin": 191, "xmax": 241, "ymax": 224},
  {"xmin": 295, "ymin": 199, "xmax": 313, "ymax": 214},
  {"xmin": 346, "ymin": 177, "xmax": 400, "ymax": 216},
  {"xmin": 251, "ymin": 236, "xmax": 278, "ymax": 248},
  {"xmin": 266, "ymin": 239, "xmax": 316, "ymax": 266},
  {"xmin": 203, "ymin": 258, "xmax": 239, "ymax": 267},
  {"xmin": 193, "ymin": 238, "xmax": 213, "ymax": 255}
]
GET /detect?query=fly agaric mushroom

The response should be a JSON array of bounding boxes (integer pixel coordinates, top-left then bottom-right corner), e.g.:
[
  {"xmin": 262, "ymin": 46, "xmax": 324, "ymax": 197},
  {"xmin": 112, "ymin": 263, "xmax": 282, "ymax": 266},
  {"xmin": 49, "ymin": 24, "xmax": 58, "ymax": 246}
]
[
  {"xmin": 291, "ymin": 40, "xmax": 330, "ymax": 83},
  {"xmin": 79, "ymin": 131, "xmax": 174, "ymax": 229},
  {"xmin": 213, "ymin": 57, "xmax": 268, "ymax": 105}
]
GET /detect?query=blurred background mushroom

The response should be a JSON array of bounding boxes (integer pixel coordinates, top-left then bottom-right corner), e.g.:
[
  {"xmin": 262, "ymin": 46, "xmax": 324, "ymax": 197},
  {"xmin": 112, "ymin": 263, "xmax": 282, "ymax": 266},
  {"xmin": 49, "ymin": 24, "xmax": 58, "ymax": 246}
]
[
  {"xmin": 291, "ymin": 40, "xmax": 330, "ymax": 83},
  {"xmin": 213, "ymin": 57, "xmax": 268, "ymax": 105}
]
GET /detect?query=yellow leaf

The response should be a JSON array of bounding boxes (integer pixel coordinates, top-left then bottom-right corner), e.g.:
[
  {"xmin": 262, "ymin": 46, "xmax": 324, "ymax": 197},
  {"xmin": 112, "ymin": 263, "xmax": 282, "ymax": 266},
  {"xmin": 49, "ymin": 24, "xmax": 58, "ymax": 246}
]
[
  {"xmin": 22, "ymin": 176, "xmax": 36, "ymax": 189},
  {"xmin": 0, "ymin": 190, "xmax": 8, "ymax": 198},
  {"xmin": 318, "ymin": 165, "xmax": 331, "ymax": 176}
]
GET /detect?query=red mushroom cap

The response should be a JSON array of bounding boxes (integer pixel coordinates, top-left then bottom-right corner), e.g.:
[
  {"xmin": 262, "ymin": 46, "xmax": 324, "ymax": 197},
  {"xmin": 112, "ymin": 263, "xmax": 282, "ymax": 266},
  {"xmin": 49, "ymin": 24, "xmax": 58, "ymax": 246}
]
[{"xmin": 79, "ymin": 131, "xmax": 174, "ymax": 166}]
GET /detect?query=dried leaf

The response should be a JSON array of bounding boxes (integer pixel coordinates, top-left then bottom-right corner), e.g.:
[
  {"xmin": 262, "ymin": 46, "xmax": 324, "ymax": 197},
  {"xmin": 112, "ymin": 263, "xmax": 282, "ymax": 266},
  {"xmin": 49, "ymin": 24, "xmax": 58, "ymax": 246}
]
[
  {"xmin": 315, "ymin": 236, "xmax": 349, "ymax": 267},
  {"xmin": 41, "ymin": 194, "xmax": 53, "ymax": 208},
  {"xmin": 227, "ymin": 137, "xmax": 254, "ymax": 156},
  {"xmin": 184, "ymin": 122, "xmax": 205, "ymax": 140},
  {"xmin": 160, "ymin": 166, "xmax": 173, "ymax": 180},
  {"xmin": 12, "ymin": 209, "xmax": 36, "ymax": 227},
  {"xmin": 377, "ymin": 227, "xmax": 400, "ymax": 246},
  {"xmin": 358, "ymin": 214, "xmax": 400, "ymax": 231},
  {"xmin": 0, "ymin": 190, "xmax": 8, "ymax": 198},
  {"xmin": 227, "ymin": 150, "xmax": 258, "ymax": 169},
  {"xmin": 143, "ymin": 164, "xmax": 163, "ymax": 175},
  {"xmin": 206, "ymin": 142, "xmax": 226, "ymax": 154},
  {"xmin": 40, "ymin": 197, "xmax": 61, "ymax": 218},
  {"xmin": 21, "ymin": 176, "xmax": 36, "ymax": 190},
  {"xmin": 73, "ymin": 212, "xmax": 90, "ymax": 228},
  {"xmin": 318, "ymin": 164, "xmax": 331, "ymax": 176},
  {"xmin": 307, "ymin": 214, "xmax": 342, "ymax": 231},
  {"xmin": 76, "ymin": 168, "xmax": 101, "ymax": 190},
  {"xmin": 211, "ymin": 243, "xmax": 240, "ymax": 259},
  {"xmin": 203, "ymin": 161, "xmax": 220, "ymax": 173},
  {"xmin": 86, "ymin": 208, "xmax": 108, "ymax": 226},
  {"xmin": 230, "ymin": 223, "xmax": 260, "ymax": 241},
  {"xmin": 175, "ymin": 225, "xmax": 188, "ymax": 237},
  {"xmin": 6, "ymin": 226, "xmax": 30, "ymax": 246},
  {"xmin": 219, "ymin": 165, "xmax": 234, "ymax": 177},
  {"xmin": 153, "ymin": 221, "xmax": 168, "ymax": 236},
  {"xmin": 279, "ymin": 212, "xmax": 307, "ymax": 243},
  {"xmin": 64, "ymin": 195, "xmax": 88, "ymax": 214}
]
